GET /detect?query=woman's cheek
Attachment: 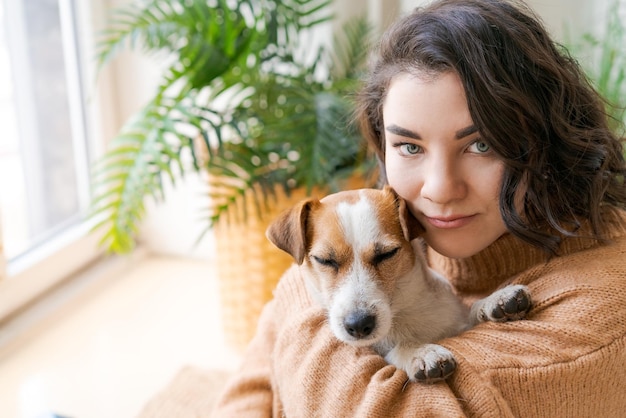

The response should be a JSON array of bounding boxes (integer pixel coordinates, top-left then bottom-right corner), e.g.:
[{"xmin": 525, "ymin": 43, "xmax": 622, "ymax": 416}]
[{"xmin": 385, "ymin": 156, "xmax": 418, "ymax": 201}]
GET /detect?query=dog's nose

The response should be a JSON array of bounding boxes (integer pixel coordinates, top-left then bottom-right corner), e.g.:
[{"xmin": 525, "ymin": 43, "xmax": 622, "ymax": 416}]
[{"xmin": 344, "ymin": 311, "xmax": 376, "ymax": 338}]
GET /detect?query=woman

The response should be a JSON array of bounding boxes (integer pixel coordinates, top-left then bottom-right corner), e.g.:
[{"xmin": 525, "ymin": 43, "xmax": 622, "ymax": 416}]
[{"xmin": 213, "ymin": 0, "xmax": 626, "ymax": 416}]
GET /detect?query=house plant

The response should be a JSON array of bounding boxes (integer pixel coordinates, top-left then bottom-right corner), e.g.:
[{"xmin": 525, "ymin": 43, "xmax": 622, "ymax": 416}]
[
  {"xmin": 565, "ymin": 0, "xmax": 626, "ymax": 135},
  {"xmin": 91, "ymin": 0, "xmax": 376, "ymax": 348}
]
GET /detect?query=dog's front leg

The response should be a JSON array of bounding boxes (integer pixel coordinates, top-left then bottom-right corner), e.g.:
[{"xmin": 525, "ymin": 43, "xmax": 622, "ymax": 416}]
[
  {"xmin": 385, "ymin": 343, "xmax": 457, "ymax": 383},
  {"xmin": 469, "ymin": 284, "xmax": 532, "ymax": 326}
]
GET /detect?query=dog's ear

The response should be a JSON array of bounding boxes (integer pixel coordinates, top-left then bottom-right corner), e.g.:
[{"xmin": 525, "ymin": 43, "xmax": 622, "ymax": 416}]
[
  {"xmin": 383, "ymin": 185, "xmax": 425, "ymax": 241},
  {"xmin": 266, "ymin": 198, "xmax": 317, "ymax": 264},
  {"xmin": 399, "ymin": 199, "xmax": 425, "ymax": 241}
]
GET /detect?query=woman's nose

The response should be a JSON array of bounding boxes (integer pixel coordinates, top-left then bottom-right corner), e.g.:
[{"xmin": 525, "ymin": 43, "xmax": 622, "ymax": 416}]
[{"xmin": 420, "ymin": 158, "xmax": 467, "ymax": 204}]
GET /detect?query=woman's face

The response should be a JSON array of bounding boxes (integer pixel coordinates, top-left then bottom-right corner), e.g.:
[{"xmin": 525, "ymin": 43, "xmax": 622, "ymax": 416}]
[{"xmin": 383, "ymin": 72, "xmax": 508, "ymax": 258}]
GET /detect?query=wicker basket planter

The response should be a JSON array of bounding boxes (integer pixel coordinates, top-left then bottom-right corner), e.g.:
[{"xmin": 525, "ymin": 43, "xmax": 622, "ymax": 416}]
[
  {"xmin": 214, "ymin": 186, "xmax": 316, "ymax": 351},
  {"xmin": 213, "ymin": 178, "xmax": 370, "ymax": 351}
]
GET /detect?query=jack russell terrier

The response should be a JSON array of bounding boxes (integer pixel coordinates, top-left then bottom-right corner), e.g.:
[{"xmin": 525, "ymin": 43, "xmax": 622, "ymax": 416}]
[{"xmin": 266, "ymin": 186, "xmax": 531, "ymax": 383}]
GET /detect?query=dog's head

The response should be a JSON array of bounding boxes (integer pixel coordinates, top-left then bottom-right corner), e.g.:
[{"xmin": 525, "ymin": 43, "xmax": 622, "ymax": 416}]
[{"xmin": 266, "ymin": 186, "xmax": 425, "ymax": 347}]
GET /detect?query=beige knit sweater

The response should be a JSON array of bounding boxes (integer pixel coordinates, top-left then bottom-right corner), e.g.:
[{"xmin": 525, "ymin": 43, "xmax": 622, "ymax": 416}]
[{"xmin": 213, "ymin": 208, "xmax": 626, "ymax": 417}]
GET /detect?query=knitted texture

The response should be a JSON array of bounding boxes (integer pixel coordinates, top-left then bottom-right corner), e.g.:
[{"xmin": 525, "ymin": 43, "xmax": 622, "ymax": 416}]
[
  {"xmin": 213, "ymin": 208, "xmax": 626, "ymax": 417},
  {"xmin": 137, "ymin": 367, "xmax": 232, "ymax": 417}
]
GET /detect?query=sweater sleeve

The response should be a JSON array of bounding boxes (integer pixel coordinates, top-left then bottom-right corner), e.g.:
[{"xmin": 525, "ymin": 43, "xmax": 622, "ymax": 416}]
[
  {"xmin": 211, "ymin": 295, "xmax": 278, "ymax": 417},
  {"xmin": 270, "ymin": 271, "xmax": 508, "ymax": 418},
  {"xmin": 270, "ymin": 242, "xmax": 626, "ymax": 418}
]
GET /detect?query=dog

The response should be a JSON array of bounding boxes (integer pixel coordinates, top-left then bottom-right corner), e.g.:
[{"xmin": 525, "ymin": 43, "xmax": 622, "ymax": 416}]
[{"xmin": 266, "ymin": 186, "xmax": 531, "ymax": 383}]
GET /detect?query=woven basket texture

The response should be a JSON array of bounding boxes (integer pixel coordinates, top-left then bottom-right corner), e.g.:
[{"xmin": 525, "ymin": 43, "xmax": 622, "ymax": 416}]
[
  {"xmin": 214, "ymin": 185, "xmax": 325, "ymax": 351},
  {"xmin": 208, "ymin": 144, "xmax": 377, "ymax": 351}
]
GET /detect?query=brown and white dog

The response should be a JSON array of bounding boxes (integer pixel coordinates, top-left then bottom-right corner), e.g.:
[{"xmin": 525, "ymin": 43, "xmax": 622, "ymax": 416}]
[{"xmin": 266, "ymin": 186, "xmax": 531, "ymax": 383}]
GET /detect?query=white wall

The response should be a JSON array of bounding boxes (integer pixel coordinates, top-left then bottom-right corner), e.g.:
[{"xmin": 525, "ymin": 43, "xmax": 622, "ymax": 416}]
[{"xmin": 396, "ymin": 0, "xmax": 604, "ymax": 42}]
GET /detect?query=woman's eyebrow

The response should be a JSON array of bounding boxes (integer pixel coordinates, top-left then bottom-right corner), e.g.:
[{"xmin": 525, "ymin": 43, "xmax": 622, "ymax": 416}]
[
  {"xmin": 386, "ymin": 124, "xmax": 478, "ymax": 140},
  {"xmin": 455, "ymin": 125, "xmax": 478, "ymax": 139},
  {"xmin": 385, "ymin": 124, "xmax": 421, "ymax": 139}
]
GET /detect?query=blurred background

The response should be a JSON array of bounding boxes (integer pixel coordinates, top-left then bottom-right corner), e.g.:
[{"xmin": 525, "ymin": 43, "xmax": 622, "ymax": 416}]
[{"xmin": 0, "ymin": 0, "xmax": 623, "ymax": 416}]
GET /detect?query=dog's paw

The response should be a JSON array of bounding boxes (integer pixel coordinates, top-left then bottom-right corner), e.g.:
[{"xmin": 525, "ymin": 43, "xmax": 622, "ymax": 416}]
[
  {"xmin": 478, "ymin": 284, "xmax": 532, "ymax": 323},
  {"xmin": 409, "ymin": 344, "xmax": 457, "ymax": 383}
]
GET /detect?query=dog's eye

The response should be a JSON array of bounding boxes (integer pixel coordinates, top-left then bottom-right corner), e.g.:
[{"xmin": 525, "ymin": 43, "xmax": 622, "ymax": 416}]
[
  {"xmin": 373, "ymin": 247, "xmax": 399, "ymax": 265},
  {"xmin": 312, "ymin": 255, "xmax": 339, "ymax": 270}
]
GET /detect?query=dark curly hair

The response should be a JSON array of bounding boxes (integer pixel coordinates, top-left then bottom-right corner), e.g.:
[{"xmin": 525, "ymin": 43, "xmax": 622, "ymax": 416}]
[{"xmin": 356, "ymin": 0, "xmax": 626, "ymax": 254}]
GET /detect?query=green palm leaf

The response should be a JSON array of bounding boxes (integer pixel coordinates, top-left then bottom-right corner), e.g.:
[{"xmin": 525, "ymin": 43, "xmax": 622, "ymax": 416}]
[
  {"xmin": 565, "ymin": 0, "xmax": 626, "ymax": 133},
  {"xmin": 90, "ymin": 0, "xmax": 374, "ymax": 253}
]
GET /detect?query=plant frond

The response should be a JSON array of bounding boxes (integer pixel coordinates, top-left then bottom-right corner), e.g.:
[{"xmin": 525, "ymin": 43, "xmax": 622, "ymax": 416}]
[
  {"xmin": 91, "ymin": 0, "xmax": 376, "ymax": 254},
  {"xmin": 329, "ymin": 15, "xmax": 374, "ymax": 82},
  {"xmin": 96, "ymin": 0, "xmax": 257, "ymax": 98},
  {"xmin": 565, "ymin": 0, "xmax": 626, "ymax": 133},
  {"xmin": 90, "ymin": 97, "xmax": 214, "ymax": 252}
]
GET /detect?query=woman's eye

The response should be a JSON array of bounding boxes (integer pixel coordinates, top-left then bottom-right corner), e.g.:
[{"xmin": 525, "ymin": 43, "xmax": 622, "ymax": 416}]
[
  {"xmin": 398, "ymin": 143, "xmax": 422, "ymax": 155},
  {"xmin": 468, "ymin": 140, "xmax": 491, "ymax": 154}
]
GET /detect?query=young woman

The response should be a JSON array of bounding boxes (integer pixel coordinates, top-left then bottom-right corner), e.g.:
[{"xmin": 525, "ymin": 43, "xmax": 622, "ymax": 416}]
[{"xmin": 213, "ymin": 0, "xmax": 626, "ymax": 416}]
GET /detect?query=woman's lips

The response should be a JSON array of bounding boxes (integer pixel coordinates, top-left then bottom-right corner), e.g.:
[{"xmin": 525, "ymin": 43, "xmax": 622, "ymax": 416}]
[{"xmin": 424, "ymin": 214, "xmax": 476, "ymax": 229}]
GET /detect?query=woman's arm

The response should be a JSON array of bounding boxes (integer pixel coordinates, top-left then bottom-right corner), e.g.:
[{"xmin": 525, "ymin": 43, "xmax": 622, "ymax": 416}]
[
  {"xmin": 268, "ymin": 244, "xmax": 626, "ymax": 418},
  {"xmin": 214, "ymin": 236, "xmax": 626, "ymax": 418},
  {"xmin": 269, "ymin": 272, "xmax": 506, "ymax": 418}
]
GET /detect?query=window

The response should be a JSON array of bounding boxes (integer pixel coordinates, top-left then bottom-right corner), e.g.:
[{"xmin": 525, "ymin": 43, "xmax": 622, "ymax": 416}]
[
  {"xmin": 0, "ymin": 0, "xmax": 93, "ymax": 266},
  {"xmin": 0, "ymin": 0, "xmax": 107, "ymax": 319}
]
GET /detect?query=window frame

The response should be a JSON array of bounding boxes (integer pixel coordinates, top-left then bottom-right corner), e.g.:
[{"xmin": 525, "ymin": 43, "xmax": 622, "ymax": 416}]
[{"xmin": 0, "ymin": 0, "xmax": 116, "ymax": 322}]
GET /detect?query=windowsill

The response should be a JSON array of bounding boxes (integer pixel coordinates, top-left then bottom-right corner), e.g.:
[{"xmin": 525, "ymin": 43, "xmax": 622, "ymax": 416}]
[
  {"xmin": 0, "ymin": 244, "xmax": 146, "ymax": 359},
  {"xmin": 0, "ymin": 222, "xmax": 105, "ymax": 323},
  {"xmin": 0, "ymin": 250, "xmax": 240, "ymax": 417}
]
